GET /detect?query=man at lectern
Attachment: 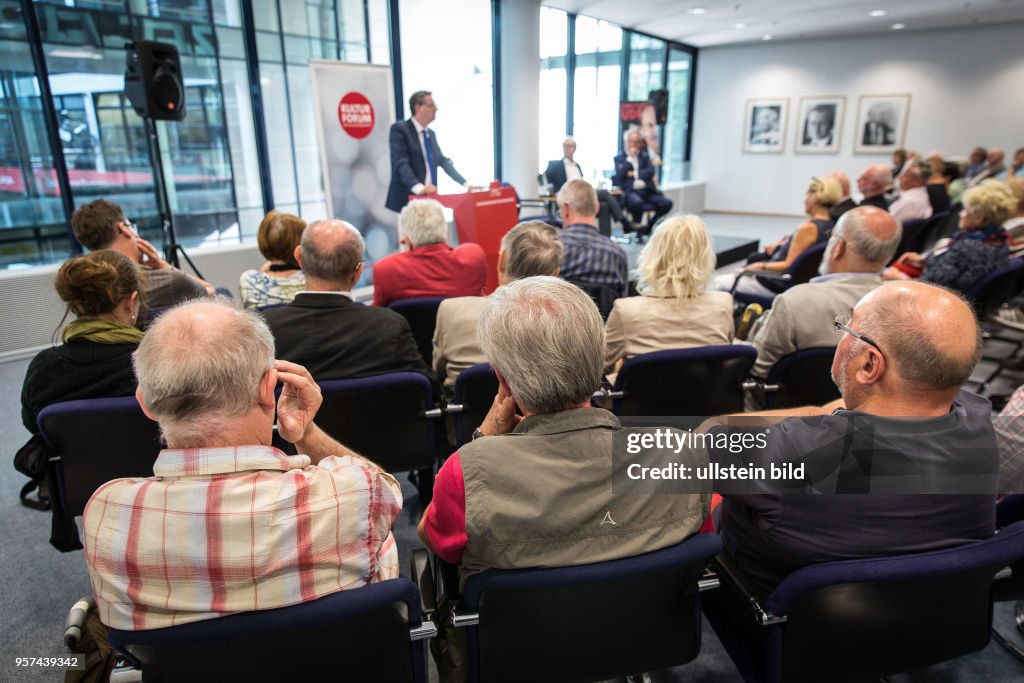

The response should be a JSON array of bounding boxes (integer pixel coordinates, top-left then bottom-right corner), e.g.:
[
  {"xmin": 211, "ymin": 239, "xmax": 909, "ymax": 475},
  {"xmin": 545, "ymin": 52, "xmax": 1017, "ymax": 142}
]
[{"xmin": 386, "ymin": 90, "xmax": 471, "ymax": 212}]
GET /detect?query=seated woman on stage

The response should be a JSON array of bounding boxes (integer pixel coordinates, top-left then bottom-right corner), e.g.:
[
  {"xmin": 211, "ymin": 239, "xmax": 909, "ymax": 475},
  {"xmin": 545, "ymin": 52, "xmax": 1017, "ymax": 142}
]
[
  {"xmin": 21, "ymin": 250, "xmax": 142, "ymax": 435},
  {"xmin": 239, "ymin": 211, "xmax": 306, "ymax": 310},
  {"xmin": 604, "ymin": 215, "xmax": 733, "ymax": 376},
  {"xmin": 885, "ymin": 179, "xmax": 1015, "ymax": 293},
  {"xmin": 712, "ymin": 176, "xmax": 841, "ymax": 298}
]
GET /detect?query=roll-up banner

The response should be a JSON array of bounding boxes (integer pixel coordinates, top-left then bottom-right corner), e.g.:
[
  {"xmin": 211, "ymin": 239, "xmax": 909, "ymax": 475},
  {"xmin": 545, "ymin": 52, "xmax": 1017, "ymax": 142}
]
[{"xmin": 309, "ymin": 61, "xmax": 397, "ymax": 275}]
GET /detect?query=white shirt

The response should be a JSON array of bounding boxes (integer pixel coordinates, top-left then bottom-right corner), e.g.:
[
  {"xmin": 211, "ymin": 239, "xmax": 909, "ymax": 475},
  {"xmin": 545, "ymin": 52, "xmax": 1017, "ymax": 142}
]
[
  {"xmin": 889, "ymin": 185, "xmax": 932, "ymax": 226},
  {"xmin": 563, "ymin": 158, "xmax": 582, "ymax": 181}
]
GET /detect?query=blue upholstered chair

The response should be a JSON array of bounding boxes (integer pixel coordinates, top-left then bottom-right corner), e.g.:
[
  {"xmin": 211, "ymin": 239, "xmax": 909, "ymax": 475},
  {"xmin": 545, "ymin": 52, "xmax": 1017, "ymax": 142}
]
[
  {"xmin": 704, "ymin": 522, "xmax": 1024, "ymax": 682},
  {"xmin": 71, "ymin": 575, "xmax": 435, "ymax": 683},
  {"xmin": 389, "ymin": 296, "xmax": 446, "ymax": 367},
  {"xmin": 443, "ymin": 533, "xmax": 723, "ymax": 683},
  {"xmin": 607, "ymin": 345, "xmax": 758, "ymax": 416}
]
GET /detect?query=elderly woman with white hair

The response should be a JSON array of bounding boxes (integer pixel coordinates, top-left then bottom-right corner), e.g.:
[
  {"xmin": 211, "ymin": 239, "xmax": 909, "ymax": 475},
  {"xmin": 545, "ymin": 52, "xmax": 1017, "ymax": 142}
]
[
  {"xmin": 604, "ymin": 215, "xmax": 733, "ymax": 375},
  {"xmin": 885, "ymin": 179, "xmax": 1016, "ymax": 293},
  {"xmin": 371, "ymin": 198, "xmax": 488, "ymax": 306}
]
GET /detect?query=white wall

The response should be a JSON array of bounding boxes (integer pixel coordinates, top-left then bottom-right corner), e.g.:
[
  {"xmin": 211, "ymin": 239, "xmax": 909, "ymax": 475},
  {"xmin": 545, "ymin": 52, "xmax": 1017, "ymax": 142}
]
[{"xmin": 693, "ymin": 23, "xmax": 1024, "ymax": 215}]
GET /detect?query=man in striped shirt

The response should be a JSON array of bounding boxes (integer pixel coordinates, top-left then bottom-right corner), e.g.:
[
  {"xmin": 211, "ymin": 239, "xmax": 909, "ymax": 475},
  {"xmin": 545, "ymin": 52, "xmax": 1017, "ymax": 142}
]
[
  {"xmin": 82, "ymin": 299, "xmax": 402, "ymax": 631},
  {"xmin": 557, "ymin": 179, "xmax": 630, "ymax": 296}
]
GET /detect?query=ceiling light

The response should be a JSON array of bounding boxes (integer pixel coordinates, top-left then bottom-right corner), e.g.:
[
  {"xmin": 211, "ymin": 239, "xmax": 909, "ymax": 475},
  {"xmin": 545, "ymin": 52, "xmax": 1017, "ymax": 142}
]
[
  {"xmin": 762, "ymin": 34, "xmax": 773, "ymax": 40},
  {"xmin": 891, "ymin": 23, "xmax": 905, "ymax": 30},
  {"xmin": 869, "ymin": 10, "xmax": 887, "ymax": 17},
  {"xmin": 688, "ymin": 7, "xmax": 707, "ymax": 14},
  {"xmin": 734, "ymin": 22, "xmax": 746, "ymax": 29}
]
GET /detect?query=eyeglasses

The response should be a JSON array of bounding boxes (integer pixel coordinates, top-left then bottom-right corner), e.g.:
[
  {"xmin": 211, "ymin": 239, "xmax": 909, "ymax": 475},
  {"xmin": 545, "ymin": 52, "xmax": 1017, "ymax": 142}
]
[
  {"xmin": 122, "ymin": 219, "xmax": 139, "ymax": 235},
  {"xmin": 833, "ymin": 314, "xmax": 883, "ymax": 354}
]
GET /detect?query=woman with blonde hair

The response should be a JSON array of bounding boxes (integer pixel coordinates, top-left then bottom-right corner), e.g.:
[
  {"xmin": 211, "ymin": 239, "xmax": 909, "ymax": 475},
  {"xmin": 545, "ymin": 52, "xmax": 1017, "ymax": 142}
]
[
  {"xmin": 21, "ymin": 250, "xmax": 143, "ymax": 435},
  {"xmin": 604, "ymin": 215, "xmax": 733, "ymax": 374},
  {"xmin": 713, "ymin": 176, "xmax": 842, "ymax": 297},
  {"xmin": 239, "ymin": 211, "xmax": 306, "ymax": 309}
]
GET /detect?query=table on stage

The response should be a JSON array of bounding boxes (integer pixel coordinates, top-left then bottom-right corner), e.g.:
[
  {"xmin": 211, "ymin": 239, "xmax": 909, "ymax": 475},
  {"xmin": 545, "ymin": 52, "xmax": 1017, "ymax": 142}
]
[
  {"xmin": 428, "ymin": 185, "xmax": 519, "ymax": 294},
  {"xmin": 712, "ymin": 234, "xmax": 760, "ymax": 267}
]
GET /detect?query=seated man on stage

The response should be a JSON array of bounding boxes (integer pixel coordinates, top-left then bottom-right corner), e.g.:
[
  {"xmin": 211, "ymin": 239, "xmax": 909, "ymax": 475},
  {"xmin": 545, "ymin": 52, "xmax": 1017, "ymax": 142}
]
[
  {"xmin": 372, "ymin": 199, "xmax": 487, "ymax": 306},
  {"xmin": 543, "ymin": 137, "xmax": 634, "ymax": 234},
  {"xmin": 613, "ymin": 130, "xmax": 673, "ymax": 231}
]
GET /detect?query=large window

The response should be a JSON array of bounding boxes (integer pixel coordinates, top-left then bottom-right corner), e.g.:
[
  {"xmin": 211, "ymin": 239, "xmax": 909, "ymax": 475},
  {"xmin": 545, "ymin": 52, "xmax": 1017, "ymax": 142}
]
[
  {"xmin": 537, "ymin": 10, "xmax": 696, "ymax": 188},
  {"xmin": 0, "ymin": 0, "xmax": 379, "ymax": 269}
]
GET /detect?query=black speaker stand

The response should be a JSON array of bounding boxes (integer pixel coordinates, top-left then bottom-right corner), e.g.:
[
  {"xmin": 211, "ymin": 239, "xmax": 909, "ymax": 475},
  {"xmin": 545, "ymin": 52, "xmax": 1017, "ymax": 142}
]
[{"xmin": 142, "ymin": 115, "xmax": 205, "ymax": 279}]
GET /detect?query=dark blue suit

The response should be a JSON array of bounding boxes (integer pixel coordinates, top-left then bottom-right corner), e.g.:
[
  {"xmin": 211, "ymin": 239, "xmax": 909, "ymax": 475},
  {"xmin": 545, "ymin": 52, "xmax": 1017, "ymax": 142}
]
[
  {"xmin": 386, "ymin": 119, "xmax": 466, "ymax": 212},
  {"xmin": 613, "ymin": 150, "xmax": 672, "ymax": 224}
]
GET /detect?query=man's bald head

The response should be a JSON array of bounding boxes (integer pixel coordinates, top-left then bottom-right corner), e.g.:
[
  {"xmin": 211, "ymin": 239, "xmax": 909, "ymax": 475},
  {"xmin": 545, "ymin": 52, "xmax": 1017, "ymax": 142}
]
[
  {"xmin": 299, "ymin": 219, "xmax": 365, "ymax": 288},
  {"xmin": 134, "ymin": 299, "xmax": 275, "ymax": 447},
  {"xmin": 827, "ymin": 171, "xmax": 850, "ymax": 198},
  {"xmin": 856, "ymin": 282, "xmax": 981, "ymax": 392},
  {"xmin": 858, "ymin": 164, "xmax": 892, "ymax": 197},
  {"xmin": 826, "ymin": 206, "xmax": 901, "ymax": 273},
  {"xmin": 988, "ymin": 148, "xmax": 1005, "ymax": 165}
]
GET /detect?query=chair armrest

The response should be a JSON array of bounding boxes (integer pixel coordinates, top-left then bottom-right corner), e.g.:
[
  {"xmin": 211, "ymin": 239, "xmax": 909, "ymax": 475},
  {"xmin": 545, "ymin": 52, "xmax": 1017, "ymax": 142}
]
[
  {"xmin": 64, "ymin": 597, "xmax": 94, "ymax": 650},
  {"xmin": 711, "ymin": 552, "xmax": 787, "ymax": 626},
  {"xmin": 729, "ymin": 269, "xmax": 791, "ymax": 295},
  {"xmin": 411, "ymin": 548, "xmax": 437, "ymax": 621}
]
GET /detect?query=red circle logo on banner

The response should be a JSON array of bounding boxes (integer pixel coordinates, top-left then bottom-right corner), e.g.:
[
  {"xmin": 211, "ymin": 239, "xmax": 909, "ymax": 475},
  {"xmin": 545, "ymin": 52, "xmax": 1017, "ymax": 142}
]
[{"xmin": 338, "ymin": 92, "xmax": 375, "ymax": 139}]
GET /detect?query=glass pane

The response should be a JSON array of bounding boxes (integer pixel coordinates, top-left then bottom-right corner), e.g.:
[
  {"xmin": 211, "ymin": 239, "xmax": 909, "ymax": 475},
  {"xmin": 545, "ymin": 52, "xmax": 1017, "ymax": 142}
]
[
  {"xmin": 0, "ymin": 40, "xmax": 70, "ymax": 267},
  {"xmin": 257, "ymin": 61, "xmax": 297, "ymax": 206},
  {"xmin": 540, "ymin": 6, "xmax": 567, "ymax": 59},
  {"xmin": 572, "ymin": 64, "xmax": 621, "ymax": 184},
  {"xmin": 626, "ymin": 33, "xmax": 664, "ymax": 101},
  {"xmin": 663, "ymin": 48, "xmax": 692, "ymax": 183},
  {"xmin": 538, "ymin": 67, "xmax": 566, "ymax": 174}
]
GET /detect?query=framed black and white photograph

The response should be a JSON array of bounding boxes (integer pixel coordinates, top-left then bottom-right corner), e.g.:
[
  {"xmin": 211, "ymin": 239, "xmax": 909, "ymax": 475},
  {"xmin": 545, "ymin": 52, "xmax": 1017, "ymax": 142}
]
[
  {"xmin": 795, "ymin": 96, "xmax": 844, "ymax": 154},
  {"xmin": 743, "ymin": 98, "xmax": 788, "ymax": 153},
  {"xmin": 854, "ymin": 94, "xmax": 910, "ymax": 154}
]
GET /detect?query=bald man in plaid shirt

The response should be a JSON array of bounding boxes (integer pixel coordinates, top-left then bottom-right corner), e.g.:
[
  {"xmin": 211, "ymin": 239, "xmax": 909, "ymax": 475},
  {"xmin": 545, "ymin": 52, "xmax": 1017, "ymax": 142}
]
[{"xmin": 82, "ymin": 300, "xmax": 402, "ymax": 631}]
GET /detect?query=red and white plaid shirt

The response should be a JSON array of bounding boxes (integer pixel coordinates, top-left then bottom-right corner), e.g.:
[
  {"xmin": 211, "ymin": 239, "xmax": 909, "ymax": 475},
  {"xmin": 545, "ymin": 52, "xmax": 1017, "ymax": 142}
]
[{"xmin": 83, "ymin": 445, "xmax": 402, "ymax": 631}]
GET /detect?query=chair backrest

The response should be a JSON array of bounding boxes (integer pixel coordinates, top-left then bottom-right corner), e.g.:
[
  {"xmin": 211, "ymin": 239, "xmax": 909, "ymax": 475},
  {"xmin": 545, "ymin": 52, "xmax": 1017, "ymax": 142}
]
[
  {"xmin": 567, "ymin": 280, "xmax": 619, "ymax": 320},
  {"xmin": 762, "ymin": 346, "xmax": 840, "ymax": 409},
  {"xmin": 452, "ymin": 363, "xmax": 500, "ymax": 448},
  {"xmin": 765, "ymin": 522, "xmax": 1024, "ymax": 682},
  {"xmin": 785, "ymin": 240, "xmax": 828, "ymax": 286},
  {"xmin": 315, "ymin": 372, "xmax": 437, "ymax": 473},
  {"xmin": 963, "ymin": 256, "xmax": 1024, "ymax": 318},
  {"xmin": 887, "ymin": 215, "xmax": 935, "ymax": 266},
  {"xmin": 613, "ymin": 345, "xmax": 758, "ymax": 416},
  {"xmin": 38, "ymin": 397, "xmax": 162, "ymax": 517},
  {"xmin": 460, "ymin": 533, "xmax": 722, "ymax": 683},
  {"xmin": 389, "ymin": 296, "xmax": 446, "ymax": 367},
  {"xmin": 108, "ymin": 578, "xmax": 427, "ymax": 683}
]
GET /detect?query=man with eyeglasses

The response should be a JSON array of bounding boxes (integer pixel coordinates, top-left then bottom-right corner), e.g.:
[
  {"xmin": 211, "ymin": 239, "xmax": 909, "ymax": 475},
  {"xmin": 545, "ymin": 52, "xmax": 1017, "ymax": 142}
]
[
  {"xmin": 747, "ymin": 207, "xmax": 901, "ymax": 386},
  {"xmin": 711, "ymin": 281, "xmax": 997, "ymax": 593},
  {"xmin": 386, "ymin": 90, "xmax": 471, "ymax": 213},
  {"xmin": 856, "ymin": 164, "xmax": 894, "ymax": 211},
  {"xmin": 70, "ymin": 198, "xmax": 214, "ymax": 309}
]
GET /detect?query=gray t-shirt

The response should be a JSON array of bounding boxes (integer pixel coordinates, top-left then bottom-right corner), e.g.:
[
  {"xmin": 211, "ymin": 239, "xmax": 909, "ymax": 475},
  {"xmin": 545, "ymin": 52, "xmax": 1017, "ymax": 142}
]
[
  {"xmin": 139, "ymin": 267, "xmax": 207, "ymax": 310},
  {"xmin": 717, "ymin": 389, "xmax": 998, "ymax": 593}
]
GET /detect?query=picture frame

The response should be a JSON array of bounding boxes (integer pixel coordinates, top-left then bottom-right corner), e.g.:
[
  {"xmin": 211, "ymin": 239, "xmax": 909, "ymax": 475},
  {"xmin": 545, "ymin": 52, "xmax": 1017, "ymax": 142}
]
[
  {"xmin": 743, "ymin": 98, "xmax": 788, "ymax": 153},
  {"xmin": 854, "ymin": 94, "xmax": 910, "ymax": 154},
  {"xmin": 794, "ymin": 96, "xmax": 845, "ymax": 154}
]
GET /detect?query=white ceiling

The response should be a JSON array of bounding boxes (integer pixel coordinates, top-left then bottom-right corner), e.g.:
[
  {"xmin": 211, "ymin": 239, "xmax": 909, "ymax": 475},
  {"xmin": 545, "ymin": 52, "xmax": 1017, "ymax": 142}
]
[{"xmin": 542, "ymin": 0, "xmax": 1024, "ymax": 47}]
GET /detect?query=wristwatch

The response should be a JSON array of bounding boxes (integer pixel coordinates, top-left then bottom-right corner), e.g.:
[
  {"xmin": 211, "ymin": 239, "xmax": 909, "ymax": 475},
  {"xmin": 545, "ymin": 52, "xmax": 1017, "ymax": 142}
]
[{"xmin": 471, "ymin": 427, "xmax": 485, "ymax": 441}]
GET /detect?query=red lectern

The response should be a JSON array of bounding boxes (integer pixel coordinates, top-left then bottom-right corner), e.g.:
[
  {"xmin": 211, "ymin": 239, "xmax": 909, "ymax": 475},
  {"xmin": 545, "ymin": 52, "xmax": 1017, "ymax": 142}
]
[{"xmin": 428, "ymin": 185, "xmax": 519, "ymax": 294}]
